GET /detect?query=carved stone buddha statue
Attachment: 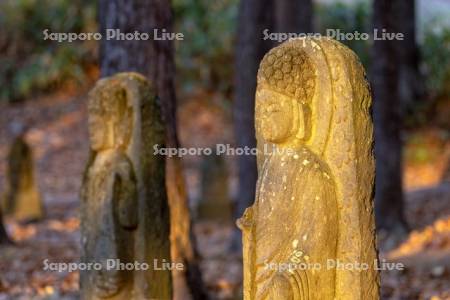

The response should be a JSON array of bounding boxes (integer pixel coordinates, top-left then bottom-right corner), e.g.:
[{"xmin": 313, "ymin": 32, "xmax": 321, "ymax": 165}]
[{"xmin": 238, "ymin": 38, "xmax": 379, "ymax": 300}]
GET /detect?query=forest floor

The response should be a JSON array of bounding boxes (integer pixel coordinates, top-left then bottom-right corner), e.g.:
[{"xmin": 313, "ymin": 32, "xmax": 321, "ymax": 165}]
[{"xmin": 0, "ymin": 90, "xmax": 449, "ymax": 299}]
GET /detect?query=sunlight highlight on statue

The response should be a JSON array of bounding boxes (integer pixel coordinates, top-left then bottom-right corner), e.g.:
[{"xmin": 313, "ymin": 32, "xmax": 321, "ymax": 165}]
[{"xmin": 238, "ymin": 37, "xmax": 379, "ymax": 300}]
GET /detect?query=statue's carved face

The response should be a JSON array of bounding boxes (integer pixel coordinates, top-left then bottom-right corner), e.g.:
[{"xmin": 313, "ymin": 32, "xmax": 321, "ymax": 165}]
[
  {"xmin": 88, "ymin": 88, "xmax": 132, "ymax": 151},
  {"xmin": 256, "ymin": 88, "xmax": 304, "ymax": 144},
  {"xmin": 88, "ymin": 108, "xmax": 110, "ymax": 151}
]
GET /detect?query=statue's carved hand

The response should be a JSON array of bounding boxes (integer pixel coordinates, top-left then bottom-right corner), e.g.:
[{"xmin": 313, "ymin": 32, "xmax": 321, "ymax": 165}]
[
  {"xmin": 237, "ymin": 206, "xmax": 254, "ymax": 231},
  {"xmin": 268, "ymin": 273, "xmax": 294, "ymax": 299},
  {"xmin": 94, "ymin": 268, "xmax": 124, "ymax": 298},
  {"xmin": 113, "ymin": 173, "xmax": 138, "ymax": 230}
]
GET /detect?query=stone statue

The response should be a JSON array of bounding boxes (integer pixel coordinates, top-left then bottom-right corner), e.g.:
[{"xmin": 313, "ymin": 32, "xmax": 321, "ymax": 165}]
[
  {"xmin": 238, "ymin": 38, "xmax": 379, "ymax": 299},
  {"xmin": 81, "ymin": 73, "xmax": 171, "ymax": 299},
  {"xmin": 2, "ymin": 129, "xmax": 43, "ymax": 222}
]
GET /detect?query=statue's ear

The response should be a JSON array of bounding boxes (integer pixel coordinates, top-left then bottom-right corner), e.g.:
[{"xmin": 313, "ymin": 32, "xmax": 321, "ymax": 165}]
[
  {"xmin": 299, "ymin": 103, "xmax": 312, "ymax": 141},
  {"xmin": 295, "ymin": 102, "xmax": 305, "ymax": 140}
]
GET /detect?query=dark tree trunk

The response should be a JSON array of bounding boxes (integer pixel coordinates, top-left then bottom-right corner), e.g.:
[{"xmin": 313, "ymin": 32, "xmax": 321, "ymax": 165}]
[
  {"xmin": 99, "ymin": 0, "xmax": 178, "ymax": 146},
  {"xmin": 371, "ymin": 0, "xmax": 408, "ymax": 232},
  {"xmin": 99, "ymin": 1, "xmax": 206, "ymax": 299},
  {"xmin": 232, "ymin": 0, "xmax": 275, "ymax": 250},
  {"xmin": 396, "ymin": 0, "xmax": 425, "ymax": 116},
  {"xmin": 275, "ymin": 0, "xmax": 313, "ymax": 34}
]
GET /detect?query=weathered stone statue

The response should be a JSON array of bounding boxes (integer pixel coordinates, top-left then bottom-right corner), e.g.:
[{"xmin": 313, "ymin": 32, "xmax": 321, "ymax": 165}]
[
  {"xmin": 2, "ymin": 130, "xmax": 43, "ymax": 222},
  {"xmin": 238, "ymin": 38, "xmax": 379, "ymax": 299},
  {"xmin": 81, "ymin": 73, "xmax": 171, "ymax": 299}
]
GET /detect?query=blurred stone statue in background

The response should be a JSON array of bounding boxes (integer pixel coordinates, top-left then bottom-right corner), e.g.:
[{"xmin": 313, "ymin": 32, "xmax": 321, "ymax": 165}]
[
  {"xmin": 2, "ymin": 123, "xmax": 43, "ymax": 222},
  {"xmin": 81, "ymin": 73, "xmax": 171, "ymax": 299},
  {"xmin": 238, "ymin": 38, "xmax": 379, "ymax": 299}
]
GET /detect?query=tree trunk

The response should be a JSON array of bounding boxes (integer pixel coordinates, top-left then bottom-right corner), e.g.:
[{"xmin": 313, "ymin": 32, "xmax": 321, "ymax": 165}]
[
  {"xmin": 396, "ymin": 0, "xmax": 425, "ymax": 116},
  {"xmin": 99, "ymin": 1, "xmax": 206, "ymax": 299},
  {"xmin": 275, "ymin": 0, "xmax": 313, "ymax": 34},
  {"xmin": 371, "ymin": 0, "xmax": 408, "ymax": 232},
  {"xmin": 231, "ymin": 0, "xmax": 275, "ymax": 251}
]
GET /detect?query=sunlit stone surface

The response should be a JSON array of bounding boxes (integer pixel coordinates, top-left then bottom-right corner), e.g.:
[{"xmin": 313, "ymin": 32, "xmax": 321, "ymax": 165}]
[{"xmin": 238, "ymin": 38, "xmax": 379, "ymax": 300}]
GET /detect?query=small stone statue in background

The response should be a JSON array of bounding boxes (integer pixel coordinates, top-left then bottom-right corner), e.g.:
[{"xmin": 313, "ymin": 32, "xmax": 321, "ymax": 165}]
[
  {"xmin": 81, "ymin": 73, "xmax": 171, "ymax": 299},
  {"xmin": 238, "ymin": 38, "xmax": 379, "ymax": 299},
  {"xmin": 2, "ymin": 125, "xmax": 43, "ymax": 222}
]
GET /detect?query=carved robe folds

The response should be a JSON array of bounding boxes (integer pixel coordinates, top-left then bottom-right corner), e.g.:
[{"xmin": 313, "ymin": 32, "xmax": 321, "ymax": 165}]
[{"xmin": 238, "ymin": 38, "xmax": 380, "ymax": 300}]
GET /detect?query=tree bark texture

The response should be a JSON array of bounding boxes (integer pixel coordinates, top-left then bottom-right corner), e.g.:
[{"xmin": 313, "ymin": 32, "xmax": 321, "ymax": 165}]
[
  {"xmin": 395, "ymin": 0, "xmax": 425, "ymax": 115},
  {"xmin": 371, "ymin": 0, "xmax": 408, "ymax": 231}
]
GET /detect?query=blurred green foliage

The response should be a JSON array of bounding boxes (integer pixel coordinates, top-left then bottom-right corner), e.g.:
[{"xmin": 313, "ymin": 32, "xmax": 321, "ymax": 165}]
[
  {"xmin": 422, "ymin": 23, "xmax": 450, "ymax": 98},
  {"xmin": 0, "ymin": 0, "xmax": 448, "ymax": 114},
  {"xmin": 316, "ymin": 0, "xmax": 450, "ymax": 125},
  {"xmin": 173, "ymin": 0, "xmax": 238, "ymax": 98},
  {"xmin": 316, "ymin": 0, "xmax": 372, "ymax": 68},
  {"xmin": 0, "ymin": 0, "xmax": 96, "ymax": 102}
]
